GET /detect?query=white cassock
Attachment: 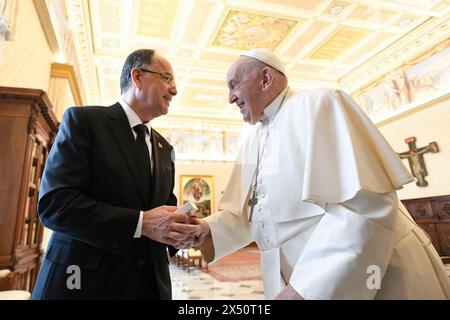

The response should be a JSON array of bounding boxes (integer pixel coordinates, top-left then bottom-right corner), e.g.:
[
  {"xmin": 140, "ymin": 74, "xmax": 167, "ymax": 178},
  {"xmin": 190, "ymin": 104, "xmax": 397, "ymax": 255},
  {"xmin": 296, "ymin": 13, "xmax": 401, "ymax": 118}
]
[{"xmin": 203, "ymin": 87, "xmax": 450, "ymax": 300}]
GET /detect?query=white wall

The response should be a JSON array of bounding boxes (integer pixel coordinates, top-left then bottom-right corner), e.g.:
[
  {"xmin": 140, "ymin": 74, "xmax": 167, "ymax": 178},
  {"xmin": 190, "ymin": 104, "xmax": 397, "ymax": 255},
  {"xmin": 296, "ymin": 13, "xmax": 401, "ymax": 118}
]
[
  {"xmin": 378, "ymin": 95, "xmax": 450, "ymax": 200},
  {"xmin": 0, "ymin": 0, "xmax": 52, "ymax": 90}
]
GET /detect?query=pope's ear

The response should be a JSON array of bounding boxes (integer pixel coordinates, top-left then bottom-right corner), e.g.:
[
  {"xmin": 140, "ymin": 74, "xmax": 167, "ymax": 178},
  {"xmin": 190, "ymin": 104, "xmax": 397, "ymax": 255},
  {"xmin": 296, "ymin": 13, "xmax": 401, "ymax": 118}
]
[{"xmin": 260, "ymin": 67, "xmax": 274, "ymax": 91}]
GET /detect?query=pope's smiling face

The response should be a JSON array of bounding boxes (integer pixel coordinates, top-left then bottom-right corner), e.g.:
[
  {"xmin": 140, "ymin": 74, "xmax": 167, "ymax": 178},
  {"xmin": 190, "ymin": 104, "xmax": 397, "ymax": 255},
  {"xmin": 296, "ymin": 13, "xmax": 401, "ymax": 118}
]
[{"xmin": 226, "ymin": 58, "xmax": 266, "ymax": 125}]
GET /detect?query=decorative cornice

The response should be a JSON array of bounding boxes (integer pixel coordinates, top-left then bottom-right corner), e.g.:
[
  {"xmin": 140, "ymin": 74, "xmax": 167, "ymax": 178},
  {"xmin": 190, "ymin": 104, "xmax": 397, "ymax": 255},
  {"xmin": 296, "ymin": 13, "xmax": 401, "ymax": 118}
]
[
  {"xmin": 0, "ymin": 86, "xmax": 59, "ymax": 132},
  {"xmin": 51, "ymin": 63, "xmax": 83, "ymax": 105},
  {"xmin": 65, "ymin": 0, "xmax": 99, "ymax": 104},
  {"xmin": 32, "ymin": 0, "xmax": 59, "ymax": 55}
]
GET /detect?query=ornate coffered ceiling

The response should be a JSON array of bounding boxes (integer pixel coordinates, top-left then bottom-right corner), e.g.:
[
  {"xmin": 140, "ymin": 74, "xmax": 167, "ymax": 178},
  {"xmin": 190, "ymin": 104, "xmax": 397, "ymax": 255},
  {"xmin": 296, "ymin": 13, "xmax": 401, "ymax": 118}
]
[{"xmin": 64, "ymin": 0, "xmax": 450, "ymax": 131}]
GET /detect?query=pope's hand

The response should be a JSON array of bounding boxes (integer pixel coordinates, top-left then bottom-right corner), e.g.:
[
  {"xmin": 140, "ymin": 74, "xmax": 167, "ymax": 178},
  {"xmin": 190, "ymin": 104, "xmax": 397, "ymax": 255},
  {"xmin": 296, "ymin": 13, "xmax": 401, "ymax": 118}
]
[
  {"xmin": 274, "ymin": 284, "xmax": 304, "ymax": 300},
  {"xmin": 141, "ymin": 205, "xmax": 201, "ymax": 249},
  {"xmin": 186, "ymin": 216, "xmax": 210, "ymax": 247}
]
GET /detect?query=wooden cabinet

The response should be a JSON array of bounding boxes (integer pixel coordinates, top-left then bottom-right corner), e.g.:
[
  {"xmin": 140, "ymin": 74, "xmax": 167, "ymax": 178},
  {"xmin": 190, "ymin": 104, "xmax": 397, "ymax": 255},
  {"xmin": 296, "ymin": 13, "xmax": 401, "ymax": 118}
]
[
  {"xmin": 401, "ymin": 195, "xmax": 450, "ymax": 257},
  {"xmin": 0, "ymin": 86, "xmax": 58, "ymax": 292}
]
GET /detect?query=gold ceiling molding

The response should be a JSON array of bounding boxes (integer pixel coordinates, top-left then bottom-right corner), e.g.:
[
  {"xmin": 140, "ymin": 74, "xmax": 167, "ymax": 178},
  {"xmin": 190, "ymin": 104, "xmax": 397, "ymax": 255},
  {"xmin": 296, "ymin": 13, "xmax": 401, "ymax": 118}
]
[
  {"xmin": 181, "ymin": 1, "xmax": 214, "ymax": 44},
  {"xmin": 340, "ymin": 32, "xmax": 395, "ymax": 65},
  {"xmin": 309, "ymin": 26, "xmax": 369, "ymax": 61},
  {"xmin": 404, "ymin": 39, "xmax": 450, "ymax": 66},
  {"xmin": 51, "ymin": 63, "xmax": 83, "ymax": 106},
  {"xmin": 98, "ymin": 0, "xmax": 120, "ymax": 33},
  {"xmin": 393, "ymin": 14, "xmax": 421, "ymax": 28},
  {"xmin": 284, "ymin": 20, "xmax": 331, "ymax": 58},
  {"xmin": 66, "ymin": 0, "xmax": 99, "ymax": 104},
  {"xmin": 33, "ymin": 0, "xmax": 60, "ymax": 56},
  {"xmin": 323, "ymin": 1, "xmax": 352, "ymax": 17},
  {"xmin": 432, "ymin": 2, "xmax": 449, "ymax": 11},
  {"xmin": 137, "ymin": 0, "xmax": 178, "ymax": 39},
  {"xmin": 347, "ymin": 5, "xmax": 396, "ymax": 24},
  {"xmin": 64, "ymin": 0, "xmax": 450, "ymax": 135},
  {"xmin": 33, "ymin": 0, "xmax": 87, "ymax": 104},
  {"xmin": 260, "ymin": 0, "xmax": 325, "ymax": 11}
]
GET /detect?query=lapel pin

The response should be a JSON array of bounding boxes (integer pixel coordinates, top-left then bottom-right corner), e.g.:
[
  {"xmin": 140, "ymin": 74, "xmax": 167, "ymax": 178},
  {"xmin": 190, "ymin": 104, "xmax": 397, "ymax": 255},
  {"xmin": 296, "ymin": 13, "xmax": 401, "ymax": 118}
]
[{"xmin": 158, "ymin": 142, "xmax": 163, "ymax": 149}]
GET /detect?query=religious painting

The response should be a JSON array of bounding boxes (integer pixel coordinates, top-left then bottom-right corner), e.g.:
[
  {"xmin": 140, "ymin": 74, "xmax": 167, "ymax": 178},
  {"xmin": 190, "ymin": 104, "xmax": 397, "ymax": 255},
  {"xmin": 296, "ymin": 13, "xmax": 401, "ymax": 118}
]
[
  {"xmin": 354, "ymin": 40, "xmax": 450, "ymax": 123},
  {"xmin": 355, "ymin": 81, "xmax": 392, "ymax": 118},
  {"xmin": 405, "ymin": 44, "xmax": 450, "ymax": 101},
  {"xmin": 213, "ymin": 10, "xmax": 297, "ymax": 50},
  {"xmin": 180, "ymin": 175, "xmax": 214, "ymax": 218},
  {"xmin": 354, "ymin": 67, "xmax": 412, "ymax": 121}
]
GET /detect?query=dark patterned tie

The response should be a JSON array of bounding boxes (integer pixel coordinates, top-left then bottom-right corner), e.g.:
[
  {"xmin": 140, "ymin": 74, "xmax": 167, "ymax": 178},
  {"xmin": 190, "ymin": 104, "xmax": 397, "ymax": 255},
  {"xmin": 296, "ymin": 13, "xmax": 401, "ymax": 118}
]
[{"xmin": 133, "ymin": 124, "xmax": 152, "ymax": 198}]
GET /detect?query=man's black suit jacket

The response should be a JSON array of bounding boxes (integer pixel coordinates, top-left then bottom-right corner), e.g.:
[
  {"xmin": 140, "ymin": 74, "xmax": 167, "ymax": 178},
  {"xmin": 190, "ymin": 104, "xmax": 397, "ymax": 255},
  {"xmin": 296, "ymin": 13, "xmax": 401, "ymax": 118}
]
[{"xmin": 32, "ymin": 103, "xmax": 177, "ymax": 299}]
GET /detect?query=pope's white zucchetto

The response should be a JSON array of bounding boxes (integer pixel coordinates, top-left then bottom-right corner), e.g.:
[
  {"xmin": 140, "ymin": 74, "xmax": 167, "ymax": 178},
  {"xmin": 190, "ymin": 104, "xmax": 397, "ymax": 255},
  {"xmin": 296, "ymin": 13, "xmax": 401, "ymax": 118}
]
[{"xmin": 240, "ymin": 48, "xmax": 286, "ymax": 75}]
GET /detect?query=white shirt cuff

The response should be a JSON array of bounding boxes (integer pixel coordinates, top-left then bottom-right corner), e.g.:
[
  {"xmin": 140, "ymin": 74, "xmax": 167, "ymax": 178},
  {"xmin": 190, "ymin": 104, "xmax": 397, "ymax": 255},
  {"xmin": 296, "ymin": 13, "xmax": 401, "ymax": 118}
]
[{"xmin": 133, "ymin": 211, "xmax": 143, "ymax": 238}]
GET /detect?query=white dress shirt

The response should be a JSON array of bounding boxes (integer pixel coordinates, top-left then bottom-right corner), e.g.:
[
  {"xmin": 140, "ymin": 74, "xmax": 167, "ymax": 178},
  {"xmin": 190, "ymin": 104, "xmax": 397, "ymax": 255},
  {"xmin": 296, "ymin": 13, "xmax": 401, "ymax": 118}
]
[{"xmin": 118, "ymin": 99, "xmax": 153, "ymax": 238}]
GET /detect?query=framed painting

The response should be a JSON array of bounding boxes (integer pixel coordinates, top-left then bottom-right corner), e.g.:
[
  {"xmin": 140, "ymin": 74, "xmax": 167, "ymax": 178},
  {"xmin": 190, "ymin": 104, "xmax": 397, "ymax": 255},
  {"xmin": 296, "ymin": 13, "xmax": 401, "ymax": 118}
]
[{"xmin": 180, "ymin": 175, "xmax": 214, "ymax": 218}]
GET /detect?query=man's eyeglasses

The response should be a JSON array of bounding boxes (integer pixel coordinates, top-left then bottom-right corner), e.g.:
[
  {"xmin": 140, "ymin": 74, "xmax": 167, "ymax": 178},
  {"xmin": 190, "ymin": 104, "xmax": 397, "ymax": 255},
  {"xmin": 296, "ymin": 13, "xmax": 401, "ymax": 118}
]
[{"xmin": 139, "ymin": 68, "xmax": 176, "ymax": 86}]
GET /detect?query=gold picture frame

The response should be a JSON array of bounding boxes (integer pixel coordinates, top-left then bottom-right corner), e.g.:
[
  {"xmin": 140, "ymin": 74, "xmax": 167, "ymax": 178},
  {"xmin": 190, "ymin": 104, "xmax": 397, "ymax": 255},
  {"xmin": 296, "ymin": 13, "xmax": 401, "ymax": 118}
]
[{"xmin": 180, "ymin": 175, "xmax": 214, "ymax": 218}]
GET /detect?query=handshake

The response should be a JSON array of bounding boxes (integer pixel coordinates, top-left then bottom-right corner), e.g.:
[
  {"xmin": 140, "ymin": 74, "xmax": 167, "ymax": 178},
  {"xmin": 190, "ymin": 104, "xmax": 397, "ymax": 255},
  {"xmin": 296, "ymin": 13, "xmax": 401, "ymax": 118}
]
[{"xmin": 141, "ymin": 202, "xmax": 210, "ymax": 249}]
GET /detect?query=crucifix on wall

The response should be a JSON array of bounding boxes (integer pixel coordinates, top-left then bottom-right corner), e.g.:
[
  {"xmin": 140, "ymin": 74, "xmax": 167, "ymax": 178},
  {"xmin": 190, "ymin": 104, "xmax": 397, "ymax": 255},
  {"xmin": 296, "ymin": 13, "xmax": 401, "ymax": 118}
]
[{"xmin": 397, "ymin": 137, "xmax": 439, "ymax": 187}]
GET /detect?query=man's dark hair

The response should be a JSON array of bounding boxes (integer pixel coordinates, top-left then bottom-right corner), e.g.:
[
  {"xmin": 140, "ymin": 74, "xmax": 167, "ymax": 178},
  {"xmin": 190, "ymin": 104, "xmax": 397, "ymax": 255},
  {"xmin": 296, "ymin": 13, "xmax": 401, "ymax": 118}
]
[{"xmin": 120, "ymin": 49, "xmax": 155, "ymax": 94}]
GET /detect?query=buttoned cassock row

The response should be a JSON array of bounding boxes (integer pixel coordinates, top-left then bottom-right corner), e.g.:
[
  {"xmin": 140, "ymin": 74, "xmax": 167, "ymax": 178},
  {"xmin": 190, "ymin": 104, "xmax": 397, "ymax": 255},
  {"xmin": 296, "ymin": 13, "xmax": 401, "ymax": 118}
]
[{"xmin": 202, "ymin": 88, "xmax": 450, "ymax": 300}]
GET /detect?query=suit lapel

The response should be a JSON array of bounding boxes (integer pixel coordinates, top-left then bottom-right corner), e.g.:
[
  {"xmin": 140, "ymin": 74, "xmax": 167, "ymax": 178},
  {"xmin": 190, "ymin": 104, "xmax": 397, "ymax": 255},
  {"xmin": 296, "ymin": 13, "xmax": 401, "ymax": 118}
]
[
  {"xmin": 149, "ymin": 129, "xmax": 164, "ymax": 207},
  {"xmin": 106, "ymin": 103, "xmax": 148, "ymax": 206}
]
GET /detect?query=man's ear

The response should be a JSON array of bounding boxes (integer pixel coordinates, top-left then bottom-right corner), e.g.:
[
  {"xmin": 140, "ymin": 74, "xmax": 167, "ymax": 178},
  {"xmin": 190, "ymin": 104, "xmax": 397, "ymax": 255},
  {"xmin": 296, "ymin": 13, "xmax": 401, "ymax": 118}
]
[
  {"xmin": 130, "ymin": 68, "xmax": 142, "ymax": 90},
  {"xmin": 261, "ymin": 67, "xmax": 273, "ymax": 91}
]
